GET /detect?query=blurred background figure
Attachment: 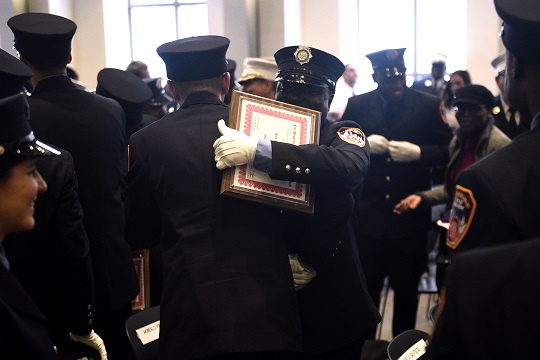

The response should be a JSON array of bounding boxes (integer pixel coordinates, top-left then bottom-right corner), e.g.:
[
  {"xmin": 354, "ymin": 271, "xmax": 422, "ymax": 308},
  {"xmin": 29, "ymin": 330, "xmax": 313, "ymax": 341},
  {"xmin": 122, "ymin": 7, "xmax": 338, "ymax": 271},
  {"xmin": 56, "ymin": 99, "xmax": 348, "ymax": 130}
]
[
  {"xmin": 66, "ymin": 66, "xmax": 87, "ymax": 90},
  {"xmin": 412, "ymin": 54, "xmax": 448, "ymax": 99},
  {"xmin": 142, "ymin": 77, "xmax": 176, "ymax": 119},
  {"xmin": 126, "ymin": 60, "xmax": 150, "ymax": 79},
  {"xmin": 394, "ymin": 84, "xmax": 510, "ymax": 289},
  {"xmin": 328, "ymin": 63, "xmax": 358, "ymax": 121},
  {"xmin": 8, "ymin": 13, "xmax": 139, "ymax": 359},
  {"xmin": 341, "ymin": 47, "xmax": 452, "ymax": 339},
  {"xmin": 440, "ymin": 70, "xmax": 472, "ymax": 132},
  {"xmin": 237, "ymin": 57, "xmax": 277, "ymax": 99},
  {"xmin": 490, "ymin": 53, "xmax": 529, "ymax": 139},
  {"xmin": 96, "ymin": 68, "xmax": 156, "ymax": 139},
  {"xmin": 224, "ymin": 58, "xmax": 239, "ymax": 105}
]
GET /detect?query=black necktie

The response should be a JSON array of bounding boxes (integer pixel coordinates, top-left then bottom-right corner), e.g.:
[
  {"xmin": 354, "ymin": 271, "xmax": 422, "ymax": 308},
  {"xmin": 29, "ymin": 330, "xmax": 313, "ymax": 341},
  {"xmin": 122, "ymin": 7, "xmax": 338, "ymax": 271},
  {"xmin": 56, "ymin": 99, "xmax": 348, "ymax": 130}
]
[{"xmin": 508, "ymin": 107, "xmax": 517, "ymax": 137}]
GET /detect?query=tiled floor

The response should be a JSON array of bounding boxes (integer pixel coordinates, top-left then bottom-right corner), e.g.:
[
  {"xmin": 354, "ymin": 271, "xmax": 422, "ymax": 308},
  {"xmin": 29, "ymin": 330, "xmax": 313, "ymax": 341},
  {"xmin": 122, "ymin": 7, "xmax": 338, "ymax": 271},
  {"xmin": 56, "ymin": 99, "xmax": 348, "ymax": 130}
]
[{"xmin": 376, "ymin": 289, "xmax": 438, "ymax": 342}]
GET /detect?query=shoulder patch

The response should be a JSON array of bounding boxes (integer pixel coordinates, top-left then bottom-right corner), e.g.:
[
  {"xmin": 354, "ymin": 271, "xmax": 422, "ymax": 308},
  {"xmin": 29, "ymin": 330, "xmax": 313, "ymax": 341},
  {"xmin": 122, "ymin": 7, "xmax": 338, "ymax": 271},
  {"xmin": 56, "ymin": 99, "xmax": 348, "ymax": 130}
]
[
  {"xmin": 337, "ymin": 127, "xmax": 366, "ymax": 147},
  {"xmin": 446, "ymin": 185, "xmax": 477, "ymax": 250}
]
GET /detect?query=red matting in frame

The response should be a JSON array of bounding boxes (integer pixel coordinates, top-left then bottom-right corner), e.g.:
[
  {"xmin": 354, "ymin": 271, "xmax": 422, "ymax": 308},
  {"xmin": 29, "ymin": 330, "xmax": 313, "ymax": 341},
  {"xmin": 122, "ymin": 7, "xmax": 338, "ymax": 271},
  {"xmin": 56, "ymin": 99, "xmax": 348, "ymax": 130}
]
[
  {"xmin": 236, "ymin": 104, "xmax": 308, "ymax": 199},
  {"xmin": 220, "ymin": 91, "xmax": 320, "ymax": 214}
]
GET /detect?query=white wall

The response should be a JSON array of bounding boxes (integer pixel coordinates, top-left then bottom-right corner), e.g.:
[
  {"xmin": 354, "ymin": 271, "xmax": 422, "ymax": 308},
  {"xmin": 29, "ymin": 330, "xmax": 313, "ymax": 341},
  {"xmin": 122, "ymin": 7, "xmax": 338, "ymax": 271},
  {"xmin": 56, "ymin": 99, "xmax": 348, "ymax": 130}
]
[{"xmin": 0, "ymin": 0, "xmax": 504, "ymax": 93}]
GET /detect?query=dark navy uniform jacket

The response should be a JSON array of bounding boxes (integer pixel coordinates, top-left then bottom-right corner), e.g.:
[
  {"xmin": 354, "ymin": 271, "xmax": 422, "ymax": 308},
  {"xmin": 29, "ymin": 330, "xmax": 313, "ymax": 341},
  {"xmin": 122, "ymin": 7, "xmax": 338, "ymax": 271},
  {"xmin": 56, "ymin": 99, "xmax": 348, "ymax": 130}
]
[
  {"xmin": 492, "ymin": 95, "xmax": 528, "ymax": 139},
  {"xmin": 427, "ymin": 238, "xmax": 540, "ymax": 359},
  {"xmin": 27, "ymin": 75, "xmax": 139, "ymax": 312},
  {"xmin": 4, "ymin": 151, "xmax": 94, "ymax": 338},
  {"xmin": 125, "ymin": 91, "xmax": 302, "ymax": 359},
  {"xmin": 270, "ymin": 119, "xmax": 381, "ymax": 356},
  {"xmin": 342, "ymin": 87, "xmax": 452, "ymax": 239},
  {"xmin": 0, "ymin": 263, "xmax": 58, "ymax": 359},
  {"xmin": 446, "ymin": 120, "xmax": 540, "ymax": 252}
]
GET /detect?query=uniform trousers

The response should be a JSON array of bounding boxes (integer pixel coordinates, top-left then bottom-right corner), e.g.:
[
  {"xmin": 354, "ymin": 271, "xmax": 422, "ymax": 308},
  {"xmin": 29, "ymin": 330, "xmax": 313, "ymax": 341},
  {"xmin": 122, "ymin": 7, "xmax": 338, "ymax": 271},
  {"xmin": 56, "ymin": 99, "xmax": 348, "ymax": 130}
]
[
  {"xmin": 358, "ymin": 233, "xmax": 427, "ymax": 337},
  {"xmin": 305, "ymin": 338, "xmax": 366, "ymax": 360},
  {"xmin": 202, "ymin": 351, "xmax": 301, "ymax": 359},
  {"xmin": 93, "ymin": 303, "xmax": 134, "ymax": 360}
]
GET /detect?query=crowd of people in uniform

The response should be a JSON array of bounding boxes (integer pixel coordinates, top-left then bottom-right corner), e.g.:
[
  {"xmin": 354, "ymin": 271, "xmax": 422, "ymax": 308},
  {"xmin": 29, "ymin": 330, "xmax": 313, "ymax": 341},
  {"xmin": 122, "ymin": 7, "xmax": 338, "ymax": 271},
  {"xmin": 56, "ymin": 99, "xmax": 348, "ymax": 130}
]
[{"xmin": 0, "ymin": 0, "xmax": 539, "ymax": 358}]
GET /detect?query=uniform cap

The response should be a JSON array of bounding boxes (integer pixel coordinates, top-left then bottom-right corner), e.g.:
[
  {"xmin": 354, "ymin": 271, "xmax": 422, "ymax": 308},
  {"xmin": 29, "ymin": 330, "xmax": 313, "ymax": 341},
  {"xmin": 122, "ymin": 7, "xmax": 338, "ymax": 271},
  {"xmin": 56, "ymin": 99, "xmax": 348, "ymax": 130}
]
[
  {"xmin": 96, "ymin": 68, "xmax": 153, "ymax": 123},
  {"xmin": 142, "ymin": 77, "xmax": 174, "ymax": 106},
  {"xmin": 452, "ymin": 84, "xmax": 494, "ymax": 108},
  {"xmin": 157, "ymin": 35, "xmax": 230, "ymax": 81},
  {"xmin": 495, "ymin": 0, "xmax": 540, "ymax": 61},
  {"xmin": 0, "ymin": 94, "xmax": 60, "ymax": 158},
  {"xmin": 366, "ymin": 48, "xmax": 407, "ymax": 78},
  {"xmin": 274, "ymin": 46, "xmax": 344, "ymax": 92},
  {"xmin": 238, "ymin": 57, "xmax": 278, "ymax": 84},
  {"xmin": 491, "ymin": 54, "xmax": 506, "ymax": 76},
  {"xmin": 7, "ymin": 13, "xmax": 76, "ymax": 60},
  {"xmin": 0, "ymin": 48, "xmax": 33, "ymax": 98},
  {"xmin": 432, "ymin": 53, "xmax": 448, "ymax": 64}
]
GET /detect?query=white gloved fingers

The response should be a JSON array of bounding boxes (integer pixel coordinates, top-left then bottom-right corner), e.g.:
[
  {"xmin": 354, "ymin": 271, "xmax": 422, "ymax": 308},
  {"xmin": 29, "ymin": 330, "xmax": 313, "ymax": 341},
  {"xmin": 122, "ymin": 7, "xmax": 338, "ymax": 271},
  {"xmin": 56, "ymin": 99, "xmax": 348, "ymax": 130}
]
[
  {"xmin": 388, "ymin": 140, "xmax": 421, "ymax": 162},
  {"xmin": 217, "ymin": 119, "xmax": 234, "ymax": 136},
  {"xmin": 367, "ymin": 134, "xmax": 389, "ymax": 155},
  {"xmin": 70, "ymin": 330, "xmax": 108, "ymax": 360}
]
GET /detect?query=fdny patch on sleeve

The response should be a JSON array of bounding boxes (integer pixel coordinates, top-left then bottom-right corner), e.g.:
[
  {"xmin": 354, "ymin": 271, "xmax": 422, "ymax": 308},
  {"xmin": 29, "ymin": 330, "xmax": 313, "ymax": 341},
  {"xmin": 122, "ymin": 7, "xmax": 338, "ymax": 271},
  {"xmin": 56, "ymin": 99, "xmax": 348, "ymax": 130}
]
[
  {"xmin": 337, "ymin": 127, "xmax": 366, "ymax": 147},
  {"xmin": 446, "ymin": 185, "xmax": 477, "ymax": 250}
]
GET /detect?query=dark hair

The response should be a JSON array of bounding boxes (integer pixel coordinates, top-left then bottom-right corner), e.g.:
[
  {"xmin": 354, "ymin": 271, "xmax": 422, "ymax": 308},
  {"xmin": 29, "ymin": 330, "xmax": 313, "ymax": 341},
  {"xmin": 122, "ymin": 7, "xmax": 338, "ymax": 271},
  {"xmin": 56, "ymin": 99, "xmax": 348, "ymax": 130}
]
[
  {"xmin": 22, "ymin": 52, "xmax": 70, "ymax": 73},
  {"xmin": 442, "ymin": 70, "xmax": 472, "ymax": 108},
  {"xmin": 170, "ymin": 74, "xmax": 225, "ymax": 102}
]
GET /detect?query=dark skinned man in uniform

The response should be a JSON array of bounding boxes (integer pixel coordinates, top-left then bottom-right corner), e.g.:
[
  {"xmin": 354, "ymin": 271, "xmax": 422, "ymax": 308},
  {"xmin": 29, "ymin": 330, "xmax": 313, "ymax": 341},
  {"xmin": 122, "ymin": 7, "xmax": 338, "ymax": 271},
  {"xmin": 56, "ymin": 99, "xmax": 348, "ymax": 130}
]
[{"xmin": 214, "ymin": 45, "xmax": 380, "ymax": 359}]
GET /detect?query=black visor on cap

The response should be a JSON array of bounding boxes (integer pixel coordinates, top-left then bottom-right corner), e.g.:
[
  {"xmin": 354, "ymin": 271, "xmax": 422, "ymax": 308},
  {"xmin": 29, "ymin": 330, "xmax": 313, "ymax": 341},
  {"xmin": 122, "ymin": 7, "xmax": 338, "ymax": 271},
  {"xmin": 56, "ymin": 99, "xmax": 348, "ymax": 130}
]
[
  {"xmin": 366, "ymin": 48, "xmax": 407, "ymax": 77},
  {"xmin": 274, "ymin": 46, "xmax": 344, "ymax": 93},
  {"xmin": 0, "ymin": 48, "xmax": 33, "ymax": 98},
  {"xmin": 0, "ymin": 94, "xmax": 60, "ymax": 158},
  {"xmin": 495, "ymin": 0, "xmax": 540, "ymax": 61},
  {"xmin": 452, "ymin": 84, "xmax": 494, "ymax": 108},
  {"xmin": 8, "ymin": 13, "xmax": 76, "ymax": 60}
]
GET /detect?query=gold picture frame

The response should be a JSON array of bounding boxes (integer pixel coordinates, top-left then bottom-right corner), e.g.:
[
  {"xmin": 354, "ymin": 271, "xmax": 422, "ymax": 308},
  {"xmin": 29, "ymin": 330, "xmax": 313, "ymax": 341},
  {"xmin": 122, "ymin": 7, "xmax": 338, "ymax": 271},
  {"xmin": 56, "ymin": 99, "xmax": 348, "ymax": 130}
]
[{"xmin": 220, "ymin": 90, "xmax": 320, "ymax": 214}]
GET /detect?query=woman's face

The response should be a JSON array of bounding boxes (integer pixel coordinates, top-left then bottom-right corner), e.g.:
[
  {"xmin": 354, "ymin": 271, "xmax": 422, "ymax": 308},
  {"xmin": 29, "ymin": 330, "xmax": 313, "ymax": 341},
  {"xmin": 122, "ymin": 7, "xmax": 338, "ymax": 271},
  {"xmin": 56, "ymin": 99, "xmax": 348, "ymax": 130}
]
[
  {"xmin": 450, "ymin": 74, "xmax": 466, "ymax": 95},
  {"xmin": 454, "ymin": 103, "xmax": 489, "ymax": 133},
  {"xmin": 0, "ymin": 159, "xmax": 47, "ymax": 239}
]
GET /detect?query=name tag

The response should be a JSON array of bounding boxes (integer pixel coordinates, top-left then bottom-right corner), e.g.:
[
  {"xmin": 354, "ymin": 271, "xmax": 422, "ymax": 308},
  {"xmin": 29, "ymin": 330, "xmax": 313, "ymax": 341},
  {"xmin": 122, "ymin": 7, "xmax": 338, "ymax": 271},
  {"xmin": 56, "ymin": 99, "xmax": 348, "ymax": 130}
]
[
  {"xmin": 135, "ymin": 320, "xmax": 160, "ymax": 345},
  {"xmin": 397, "ymin": 339, "xmax": 427, "ymax": 360}
]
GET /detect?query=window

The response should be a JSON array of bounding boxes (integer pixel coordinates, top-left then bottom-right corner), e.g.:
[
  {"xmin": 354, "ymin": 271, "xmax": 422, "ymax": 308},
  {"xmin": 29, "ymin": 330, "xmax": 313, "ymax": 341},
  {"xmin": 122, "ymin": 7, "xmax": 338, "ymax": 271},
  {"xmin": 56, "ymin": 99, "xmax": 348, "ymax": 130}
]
[
  {"xmin": 356, "ymin": 0, "xmax": 467, "ymax": 93},
  {"xmin": 128, "ymin": 0, "xmax": 208, "ymax": 78}
]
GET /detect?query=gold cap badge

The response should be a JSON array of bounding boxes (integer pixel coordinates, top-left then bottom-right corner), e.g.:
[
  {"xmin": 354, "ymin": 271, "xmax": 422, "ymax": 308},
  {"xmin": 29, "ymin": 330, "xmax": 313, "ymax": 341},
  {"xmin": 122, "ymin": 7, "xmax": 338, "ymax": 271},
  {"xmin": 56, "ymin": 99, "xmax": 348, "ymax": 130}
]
[{"xmin": 294, "ymin": 46, "xmax": 312, "ymax": 65}]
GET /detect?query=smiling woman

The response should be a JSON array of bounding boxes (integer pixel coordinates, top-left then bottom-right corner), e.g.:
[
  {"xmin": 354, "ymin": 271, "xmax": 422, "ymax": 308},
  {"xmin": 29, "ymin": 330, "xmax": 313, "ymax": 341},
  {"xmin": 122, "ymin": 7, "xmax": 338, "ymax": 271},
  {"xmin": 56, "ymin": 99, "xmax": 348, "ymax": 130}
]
[{"xmin": 0, "ymin": 92, "xmax": 62, "ymax": 359}]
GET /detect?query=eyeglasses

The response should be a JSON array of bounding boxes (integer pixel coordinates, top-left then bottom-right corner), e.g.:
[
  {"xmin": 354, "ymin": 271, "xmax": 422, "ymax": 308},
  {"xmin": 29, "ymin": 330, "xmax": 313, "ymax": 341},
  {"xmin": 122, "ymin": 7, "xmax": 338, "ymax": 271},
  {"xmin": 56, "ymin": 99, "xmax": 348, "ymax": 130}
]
[{"xmin": 454, "ymin": 104, "xmax": 486, "ymax": 115}]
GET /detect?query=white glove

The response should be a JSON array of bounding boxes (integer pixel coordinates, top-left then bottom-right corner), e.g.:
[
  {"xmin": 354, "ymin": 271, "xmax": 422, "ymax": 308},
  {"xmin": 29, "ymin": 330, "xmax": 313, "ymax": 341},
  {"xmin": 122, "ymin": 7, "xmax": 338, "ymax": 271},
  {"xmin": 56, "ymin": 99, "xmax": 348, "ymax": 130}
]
[
  {"xmin": 289, "ymin": 254, "xmax": 317, "ymax": 290},
  {"xmin": 367, "ymin": 134, "xmax": 389, "ymax": 155},
  {"xmin": 69, "ymin": 330, "xmax": 108, "ymax": 360},
  {"xmin": 213, "ymin": 119, "xmax": 258, "ymax": 170},
  {"xmin": 388, "ymin": 140, "xmax": 421, "ymax": 162}
]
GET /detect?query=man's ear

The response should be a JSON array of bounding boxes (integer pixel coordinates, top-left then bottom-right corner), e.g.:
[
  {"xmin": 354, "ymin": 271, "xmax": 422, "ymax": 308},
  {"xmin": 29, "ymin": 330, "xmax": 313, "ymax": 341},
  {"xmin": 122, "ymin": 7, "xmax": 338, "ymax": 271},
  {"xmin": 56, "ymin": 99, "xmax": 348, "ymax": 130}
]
[
  {"xmin": 168, "ymin": 80, "xmax": 180, "ymax": 101},
  {"xmin": 221, "ymin": 72, "xmax": 231, "ymax": 95},
  {"xmin": 67, "ymin": 53, "xmax": 73, "ymax": 65}
]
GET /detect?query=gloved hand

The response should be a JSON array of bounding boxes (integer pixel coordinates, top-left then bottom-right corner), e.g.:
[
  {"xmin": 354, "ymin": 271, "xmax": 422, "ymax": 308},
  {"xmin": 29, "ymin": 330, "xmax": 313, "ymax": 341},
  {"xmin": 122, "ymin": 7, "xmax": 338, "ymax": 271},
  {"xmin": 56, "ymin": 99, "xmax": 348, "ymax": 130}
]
[
  {"xmin": 388, "ymin": 140, "xmax": 421, "ymax": 162},
  {"xmin": 367, "ymin": 134, "xmax": 390, "ymax": 155},
  {"xmin": 213, "ymin": 119, "xmax": 258, "ymax": 170},
  {"xmin": 69, "ymin": 330, "xmax": 108, "ymax": 360},
  {"xmin": 289, "ymin": 254, "xmax": 317, "ymax": 290}
]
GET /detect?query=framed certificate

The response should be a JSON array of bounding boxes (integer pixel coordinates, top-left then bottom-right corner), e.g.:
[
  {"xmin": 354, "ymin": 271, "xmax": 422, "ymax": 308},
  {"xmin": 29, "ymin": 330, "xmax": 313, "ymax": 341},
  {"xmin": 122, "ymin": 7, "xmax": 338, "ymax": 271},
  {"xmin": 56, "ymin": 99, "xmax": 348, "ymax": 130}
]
[
  {"xmin": 220, "ymin": 90, "xmax": 320, "ymax": 214},
  {"xmin": 131, "ymin": 249, "xmax": 150, "ymax": 311}
]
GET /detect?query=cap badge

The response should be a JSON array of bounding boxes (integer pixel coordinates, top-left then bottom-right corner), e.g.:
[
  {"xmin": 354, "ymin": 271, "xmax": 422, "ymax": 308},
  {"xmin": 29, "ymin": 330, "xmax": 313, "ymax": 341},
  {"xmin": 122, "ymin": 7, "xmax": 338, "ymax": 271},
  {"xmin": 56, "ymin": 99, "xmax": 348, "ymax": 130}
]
[
  {"xmin": 294, "ymin": 46, "xmax": 312, "ymax": 65},
  {"xmin": 386, "ymin": 50, "xmax": 399, "ymax": 61},
  {"xmin": 0, "ymin": 145, "xmax": 4, "ymax": 156}
]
